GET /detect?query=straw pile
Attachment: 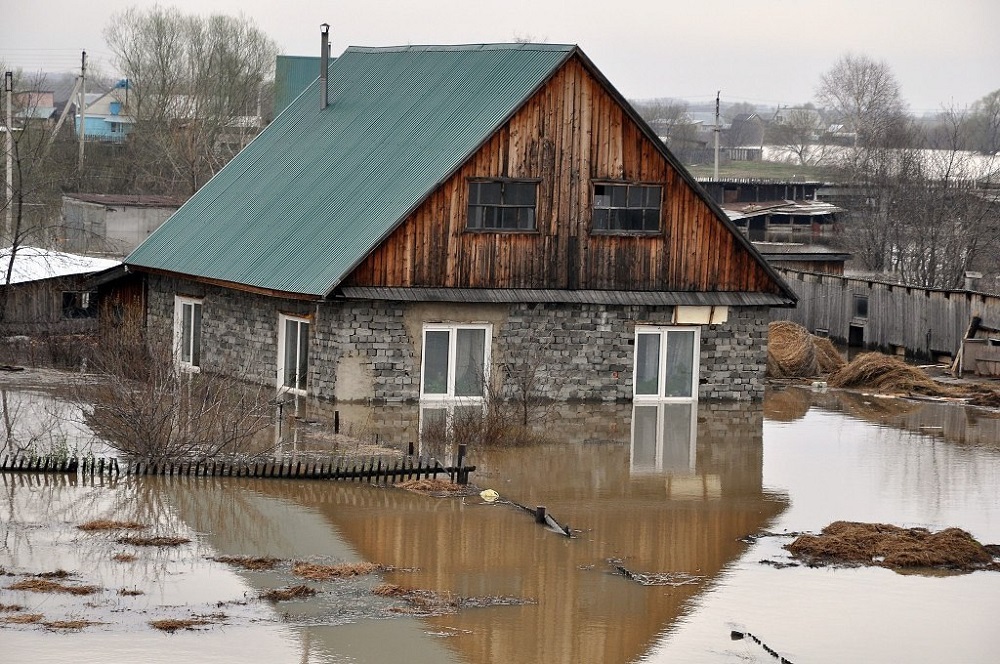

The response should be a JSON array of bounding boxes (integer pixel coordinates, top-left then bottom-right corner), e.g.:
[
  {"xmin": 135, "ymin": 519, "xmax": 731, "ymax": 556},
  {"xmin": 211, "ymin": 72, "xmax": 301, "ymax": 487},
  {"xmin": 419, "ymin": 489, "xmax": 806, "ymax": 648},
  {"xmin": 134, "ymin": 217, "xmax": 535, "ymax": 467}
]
[
  {"xmin": 827, "ymin": 352, "xmax": 952, "ymax": 396},
  {"xmin": 767, "ymin": 321, "xmax": 845, "ymax": 378},
  {"xmin": 786, "ymin": 521, "xmax": 998, "ymax": 571}
]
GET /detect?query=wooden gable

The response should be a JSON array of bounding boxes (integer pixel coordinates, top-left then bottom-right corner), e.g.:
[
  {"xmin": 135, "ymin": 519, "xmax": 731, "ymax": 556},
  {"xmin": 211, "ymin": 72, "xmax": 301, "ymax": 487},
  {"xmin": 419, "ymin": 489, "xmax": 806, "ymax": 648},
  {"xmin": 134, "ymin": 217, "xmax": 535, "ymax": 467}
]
[{"xmin": 343, "ymin": 53, "xmax": 784, "ymax": 296}]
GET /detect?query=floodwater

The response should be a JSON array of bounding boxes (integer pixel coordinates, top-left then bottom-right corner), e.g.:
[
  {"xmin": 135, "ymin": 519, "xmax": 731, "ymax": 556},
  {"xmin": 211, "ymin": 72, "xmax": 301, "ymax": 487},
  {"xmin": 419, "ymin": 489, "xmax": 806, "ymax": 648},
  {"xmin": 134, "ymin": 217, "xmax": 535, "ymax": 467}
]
[{"xmin": 2, "ymin": 385, "xmax": 1000, "ymax": 663}]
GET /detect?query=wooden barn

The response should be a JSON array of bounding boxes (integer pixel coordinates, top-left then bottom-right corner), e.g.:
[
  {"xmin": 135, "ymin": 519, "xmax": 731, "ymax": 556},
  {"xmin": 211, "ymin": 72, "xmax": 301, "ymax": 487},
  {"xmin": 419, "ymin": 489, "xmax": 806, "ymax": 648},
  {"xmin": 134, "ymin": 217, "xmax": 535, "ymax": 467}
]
[{"xmin": 119, "ymin": 41, "xmax": 795, "ymax": 403}]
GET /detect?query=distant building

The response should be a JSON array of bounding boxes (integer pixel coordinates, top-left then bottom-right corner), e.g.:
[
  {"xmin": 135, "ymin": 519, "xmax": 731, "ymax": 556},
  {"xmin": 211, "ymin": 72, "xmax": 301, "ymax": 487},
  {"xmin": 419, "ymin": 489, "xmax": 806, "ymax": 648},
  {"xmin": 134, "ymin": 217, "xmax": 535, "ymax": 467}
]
[
  {"xmin": 61, "ymin": 194, "xmax": 186, "ymax": 256},
  {"xmin": 75, "ymin": 81, "xmax": 132, "ymax": 142}
]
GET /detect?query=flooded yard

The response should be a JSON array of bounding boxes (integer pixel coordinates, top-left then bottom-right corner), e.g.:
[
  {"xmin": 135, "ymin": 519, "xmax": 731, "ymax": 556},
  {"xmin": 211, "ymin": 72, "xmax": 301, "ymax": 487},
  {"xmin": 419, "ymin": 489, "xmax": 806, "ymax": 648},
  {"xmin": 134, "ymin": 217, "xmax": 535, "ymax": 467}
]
[{"xmin": 2, "ymin": 383, "xmax": 999, "ymax": 663}]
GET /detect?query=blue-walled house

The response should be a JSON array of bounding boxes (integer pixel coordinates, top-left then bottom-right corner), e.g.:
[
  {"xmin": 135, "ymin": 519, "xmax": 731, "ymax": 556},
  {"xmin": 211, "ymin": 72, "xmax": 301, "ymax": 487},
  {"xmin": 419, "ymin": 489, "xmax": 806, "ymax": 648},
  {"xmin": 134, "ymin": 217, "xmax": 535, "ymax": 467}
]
[{"xmin": 75, "ymin": 81, "xmax": 132, "ymax": 142}]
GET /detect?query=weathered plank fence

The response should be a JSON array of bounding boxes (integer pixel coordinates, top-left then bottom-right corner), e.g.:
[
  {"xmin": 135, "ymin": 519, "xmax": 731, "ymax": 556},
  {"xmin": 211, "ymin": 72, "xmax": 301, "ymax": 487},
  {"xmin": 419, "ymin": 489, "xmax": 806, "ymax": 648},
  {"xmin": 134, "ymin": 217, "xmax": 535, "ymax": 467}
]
[
  {"xmin": 773, "ymin": 268, "xmax": 1000, "ymax": 361},
  {"xmin": 0, "ymin": 454, "xmax": 475, "ymax": 485}
]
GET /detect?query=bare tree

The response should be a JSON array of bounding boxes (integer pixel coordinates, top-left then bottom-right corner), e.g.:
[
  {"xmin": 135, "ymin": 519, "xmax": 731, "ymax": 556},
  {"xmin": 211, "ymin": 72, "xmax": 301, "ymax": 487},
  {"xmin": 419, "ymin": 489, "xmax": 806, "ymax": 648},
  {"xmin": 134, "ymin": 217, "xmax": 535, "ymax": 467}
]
[
  {"xmin": 104, "ymin": 7, "xmax": 278, "ymax": 195},
  {"xmin": 768, "ymin": 106, "xmax": 829, "ymax": 165},
  {"xmin": 817, "ymin": 53, "xmax": 908, "ymax": 150},
  {"xmin": 967, "ymin": 89, "xmax": 1000, "ymax": 155}
]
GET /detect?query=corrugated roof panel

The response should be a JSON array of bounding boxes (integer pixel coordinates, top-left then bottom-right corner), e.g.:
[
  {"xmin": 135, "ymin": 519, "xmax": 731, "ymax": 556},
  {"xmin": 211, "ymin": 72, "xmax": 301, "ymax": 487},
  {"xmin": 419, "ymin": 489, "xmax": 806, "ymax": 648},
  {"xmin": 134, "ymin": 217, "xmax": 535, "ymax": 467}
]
[{"xmin": 127, "ymin": 44, "xmax": 575, "ymax": 296}]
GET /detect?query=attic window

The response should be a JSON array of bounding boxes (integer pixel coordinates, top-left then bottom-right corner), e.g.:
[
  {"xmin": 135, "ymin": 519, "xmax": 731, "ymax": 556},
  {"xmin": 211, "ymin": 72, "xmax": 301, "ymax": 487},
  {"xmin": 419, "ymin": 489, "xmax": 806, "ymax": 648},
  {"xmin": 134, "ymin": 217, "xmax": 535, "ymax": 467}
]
[
  {"xmin": 467, "ymin": 179, "xmax": 537, "ymax": 232},
  {"xmin": 592, "ymin": 183, "xmax": 662, "ymax": 233}
]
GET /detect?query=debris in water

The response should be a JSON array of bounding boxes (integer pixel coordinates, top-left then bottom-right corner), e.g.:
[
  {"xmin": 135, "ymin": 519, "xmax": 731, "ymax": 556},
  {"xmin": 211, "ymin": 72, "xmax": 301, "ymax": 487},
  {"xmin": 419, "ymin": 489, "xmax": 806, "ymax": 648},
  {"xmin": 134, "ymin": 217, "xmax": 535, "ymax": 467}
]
[
  {"xmin": 77, "ymin": 519, "xmax": 148, "ymax": 532},
  {"xmin": 116, "ymin": 535, "xmax": 191, "ymax": 547},
  {"xmin": 260, "ymin": 584, "xmax": 317, "ymax": 602},
  {"xmin": 397, "ymin": 478, "xmax": 468, "ymax": 495},
  {"xmin": 372, "ymin": 583, "xmax": 533, "ymax": 616},
  {"xmin": 607, "ymin": 559, "xmax": 704, "ymax": 586},
  {"xmin": 149, "ymin": 617, "xmax": 215, "ymax": 632},
  {"xmin": 479, "ymin": 488, "xmax": 499, "ymax": 503},
  {"xmin": 784, "ymin": 521, "xmax": 1000, "ymax": 572}
]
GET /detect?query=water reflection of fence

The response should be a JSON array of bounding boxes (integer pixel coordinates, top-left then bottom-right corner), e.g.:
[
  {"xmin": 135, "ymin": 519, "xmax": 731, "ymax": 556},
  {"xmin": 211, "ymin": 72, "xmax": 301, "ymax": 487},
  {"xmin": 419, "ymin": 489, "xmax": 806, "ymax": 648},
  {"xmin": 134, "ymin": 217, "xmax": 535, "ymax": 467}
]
[{"xmin": 0, "ymin": 454, "xmax": 475, "ymax": 484}]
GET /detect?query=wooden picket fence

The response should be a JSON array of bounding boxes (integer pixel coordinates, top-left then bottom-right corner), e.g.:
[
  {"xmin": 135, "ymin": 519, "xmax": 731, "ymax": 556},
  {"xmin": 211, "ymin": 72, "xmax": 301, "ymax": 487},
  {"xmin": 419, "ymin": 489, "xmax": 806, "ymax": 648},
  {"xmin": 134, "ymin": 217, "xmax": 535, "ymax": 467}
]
[{"xmin": 0, "ymin": 453, "xmax": 475, "ymax": 485}]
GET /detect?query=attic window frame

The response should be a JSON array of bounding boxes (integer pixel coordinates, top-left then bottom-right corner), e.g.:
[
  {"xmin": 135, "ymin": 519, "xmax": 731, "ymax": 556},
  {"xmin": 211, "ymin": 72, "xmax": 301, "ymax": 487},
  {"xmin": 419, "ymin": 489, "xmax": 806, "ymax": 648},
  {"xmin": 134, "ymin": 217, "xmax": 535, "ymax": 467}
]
[
  {"xmin": 466, "ymin": 178, "xmax": 539, "ymax": 233},
  {"xmin": 591, "ymin": 181, "xmax": 663, "ymax": 235}
]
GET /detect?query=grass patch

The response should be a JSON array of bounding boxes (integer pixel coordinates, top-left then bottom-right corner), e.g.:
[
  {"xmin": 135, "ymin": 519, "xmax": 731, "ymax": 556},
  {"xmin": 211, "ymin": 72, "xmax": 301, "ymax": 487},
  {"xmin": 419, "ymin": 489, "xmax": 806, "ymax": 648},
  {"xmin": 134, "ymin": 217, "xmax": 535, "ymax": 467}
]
[
  {"xmin": 118, "ymin": 588, "xmax": 144, "ymax": 597},
  {"xmin": 211, "ymin": 555, "xmax": 281, "ymax": 571},
  {"xmin": 149, "ymin": 618, "xmax": 213, "ymax": 632},
  {"xmin": 0, "ymin": 603, "xmax": 25, "ymax": 612},
  {"xmin": 112, "ymin": 552, "xmax": 138, "ymax": 563},
  {"xmin": 4, "ymin": 613, "xmax": 43, "ymax": 624},
  {"xmin": 260, "ymin": 584, "xmax": 317, "ymax": 602},
  {"xmin": 116, "ymin": 535, "xmax": 191, "ymax": 547},
  {"xmin": 8, "ymin": 578, "xmax": 100, "ymax": 595},
  {"xmin": 78, "ymin": 519, "xmax": 148, "ymax": 532},
  {"xmin": 292, "ymin": 561, "xmax": 381, "ymax": 581},
  {"xmin": 43, "ymin": 620, "xmax": 102, "ymax": 630}
]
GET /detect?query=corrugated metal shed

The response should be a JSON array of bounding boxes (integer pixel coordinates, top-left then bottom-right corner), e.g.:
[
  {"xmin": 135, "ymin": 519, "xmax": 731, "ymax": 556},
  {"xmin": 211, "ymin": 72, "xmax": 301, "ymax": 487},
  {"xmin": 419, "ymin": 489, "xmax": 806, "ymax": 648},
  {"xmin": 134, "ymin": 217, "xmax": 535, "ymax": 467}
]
[
  {"xmin": 273, "ymin": 55, "xmax": 323, "ymax": 116},
  {"xmin": 126, "ymin": 43, "xmax": 576, "ymax": 297}
]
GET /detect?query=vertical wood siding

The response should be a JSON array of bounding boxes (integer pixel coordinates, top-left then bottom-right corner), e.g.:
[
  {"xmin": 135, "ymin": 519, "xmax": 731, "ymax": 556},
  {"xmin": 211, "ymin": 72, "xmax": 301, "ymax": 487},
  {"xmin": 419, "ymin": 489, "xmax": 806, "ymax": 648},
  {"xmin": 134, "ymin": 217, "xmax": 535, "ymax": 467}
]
[{"xmin": 344, "ymin": 56, "xmax": 780, "ymax": 295}]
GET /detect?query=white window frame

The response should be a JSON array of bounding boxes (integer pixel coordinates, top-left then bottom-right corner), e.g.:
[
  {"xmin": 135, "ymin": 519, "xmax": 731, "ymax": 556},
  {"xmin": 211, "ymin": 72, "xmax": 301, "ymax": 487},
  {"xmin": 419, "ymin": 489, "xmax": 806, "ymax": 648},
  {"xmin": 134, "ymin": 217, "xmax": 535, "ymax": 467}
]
[
  {"xmin": 633, "ymin": 325, "xmax": 700, "ymax": 401},
  {"xmin": 277, "ymin": 313, "xmax": 310, "ymax": 396},
  {"xmin": 420, "ymin": 323, "xmax": 492, "ymax": 402},
  {"xmin": 173, "ymin": 296, "xmax": 203, "ymax": 372}
]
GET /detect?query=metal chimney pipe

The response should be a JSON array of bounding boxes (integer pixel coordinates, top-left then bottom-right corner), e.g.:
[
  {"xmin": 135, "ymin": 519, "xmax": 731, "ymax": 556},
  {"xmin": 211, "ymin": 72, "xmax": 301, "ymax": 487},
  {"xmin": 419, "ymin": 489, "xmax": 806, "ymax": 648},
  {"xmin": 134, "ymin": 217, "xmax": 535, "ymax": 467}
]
[{"xmin": 320, "ymin": 23, "xmax": 330, "ymax": 110}]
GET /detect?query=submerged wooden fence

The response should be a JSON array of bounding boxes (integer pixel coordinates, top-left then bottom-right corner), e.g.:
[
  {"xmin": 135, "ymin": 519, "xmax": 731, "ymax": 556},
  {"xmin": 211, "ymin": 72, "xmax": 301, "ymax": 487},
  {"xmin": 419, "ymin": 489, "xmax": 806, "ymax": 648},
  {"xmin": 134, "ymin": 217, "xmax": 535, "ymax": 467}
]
[{"xmin": 0, "ymin": 453, "xmax": 475, "ymax": 485}]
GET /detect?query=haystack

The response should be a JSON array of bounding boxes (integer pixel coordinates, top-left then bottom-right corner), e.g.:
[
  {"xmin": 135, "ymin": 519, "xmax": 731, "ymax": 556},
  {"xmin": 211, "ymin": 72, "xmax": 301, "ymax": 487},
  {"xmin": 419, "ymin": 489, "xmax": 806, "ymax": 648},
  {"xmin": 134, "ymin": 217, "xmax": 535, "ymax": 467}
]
[
  {"xmin": 828, "ymin": 352, "xmax": 952, "ymax": 397},
  {"xmin": 785, "ymin": 521, "xmax": 997, "ymax": 570},
  {"xmin": 767, "ymin": 321, "xmax": 845, "ymax": 378}
]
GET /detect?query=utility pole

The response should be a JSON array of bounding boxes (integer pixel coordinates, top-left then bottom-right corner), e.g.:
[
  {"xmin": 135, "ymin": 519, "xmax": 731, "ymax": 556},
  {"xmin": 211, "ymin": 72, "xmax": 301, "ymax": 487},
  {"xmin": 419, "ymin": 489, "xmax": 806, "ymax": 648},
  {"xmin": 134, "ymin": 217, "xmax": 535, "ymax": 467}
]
[
  {"xmin": 4, "ymin": 71, "xmax": 12, "ymax": 245},
  {"xmin": 713, "ymin": 90, "xmax": 720, "ymax": 180},
  {"xmin": 77, "ymin": 51, "xmax": 86, "ymax": 173}
]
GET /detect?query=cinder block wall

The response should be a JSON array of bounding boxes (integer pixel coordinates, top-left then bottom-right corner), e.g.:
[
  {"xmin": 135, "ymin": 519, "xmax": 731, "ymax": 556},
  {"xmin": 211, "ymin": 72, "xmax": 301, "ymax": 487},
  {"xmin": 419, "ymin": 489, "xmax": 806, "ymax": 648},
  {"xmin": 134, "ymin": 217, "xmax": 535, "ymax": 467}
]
[{"xmin": 146, "ymin": 276, "xmax": 768, "ymax": 402}]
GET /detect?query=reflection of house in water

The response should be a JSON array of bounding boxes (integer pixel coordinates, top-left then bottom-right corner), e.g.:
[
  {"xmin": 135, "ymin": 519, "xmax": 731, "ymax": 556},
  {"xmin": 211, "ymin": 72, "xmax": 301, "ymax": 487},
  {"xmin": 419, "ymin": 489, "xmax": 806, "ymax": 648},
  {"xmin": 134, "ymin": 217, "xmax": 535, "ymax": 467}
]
[
  {"xmin": 237, "ymin": 400, "xmax": 785, "ymax": 663},
  {"xmin": 631, "ymin": 403, "xmax": 696, "ymax": 473}
]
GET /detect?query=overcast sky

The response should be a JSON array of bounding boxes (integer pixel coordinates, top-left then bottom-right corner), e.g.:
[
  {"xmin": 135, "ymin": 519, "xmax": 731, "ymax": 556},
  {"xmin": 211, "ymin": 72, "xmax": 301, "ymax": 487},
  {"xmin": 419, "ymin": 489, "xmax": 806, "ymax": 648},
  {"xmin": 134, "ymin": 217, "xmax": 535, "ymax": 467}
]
[{"xmin": 3, "ymin": 0, "xmax": 997, "ymax": 114}]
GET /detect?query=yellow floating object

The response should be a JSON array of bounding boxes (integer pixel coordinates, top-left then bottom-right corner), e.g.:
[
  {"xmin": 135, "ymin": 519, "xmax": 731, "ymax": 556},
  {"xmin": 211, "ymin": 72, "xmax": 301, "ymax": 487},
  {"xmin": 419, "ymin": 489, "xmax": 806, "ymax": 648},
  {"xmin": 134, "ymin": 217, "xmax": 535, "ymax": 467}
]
[{"xmin": 480, "ymin": 489, "xmax": 499, "ymax": 503}]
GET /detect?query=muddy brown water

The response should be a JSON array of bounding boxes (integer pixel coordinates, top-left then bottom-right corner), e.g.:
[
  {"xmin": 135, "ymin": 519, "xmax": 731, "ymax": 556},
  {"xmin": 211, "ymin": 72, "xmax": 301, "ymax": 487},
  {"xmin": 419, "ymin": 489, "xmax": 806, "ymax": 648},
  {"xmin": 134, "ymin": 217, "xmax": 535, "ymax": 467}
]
[{"xmin": 1, "ymin": 386, "xmax": 999, "ymax": 663}]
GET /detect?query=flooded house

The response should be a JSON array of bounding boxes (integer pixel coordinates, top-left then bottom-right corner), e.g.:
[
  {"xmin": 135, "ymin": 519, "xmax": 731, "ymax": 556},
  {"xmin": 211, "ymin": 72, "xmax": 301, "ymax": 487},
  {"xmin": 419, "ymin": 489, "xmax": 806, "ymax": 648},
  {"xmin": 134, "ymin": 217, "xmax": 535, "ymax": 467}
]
[
  {"xmin": 0, "ymin": 246, "xmax": 119, "ymax": 334},
  {"xmin": 114, "ymin": 40, "xmax": 795, "ymax": 405}
]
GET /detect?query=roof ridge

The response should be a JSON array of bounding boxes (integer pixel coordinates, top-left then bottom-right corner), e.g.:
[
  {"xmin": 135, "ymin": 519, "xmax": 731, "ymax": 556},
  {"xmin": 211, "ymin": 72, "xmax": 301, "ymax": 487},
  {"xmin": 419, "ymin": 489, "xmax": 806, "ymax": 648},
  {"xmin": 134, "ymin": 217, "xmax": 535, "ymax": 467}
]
[{"xmin": 344, "ymin": 43, "xmax": 575, "ymax": 54}]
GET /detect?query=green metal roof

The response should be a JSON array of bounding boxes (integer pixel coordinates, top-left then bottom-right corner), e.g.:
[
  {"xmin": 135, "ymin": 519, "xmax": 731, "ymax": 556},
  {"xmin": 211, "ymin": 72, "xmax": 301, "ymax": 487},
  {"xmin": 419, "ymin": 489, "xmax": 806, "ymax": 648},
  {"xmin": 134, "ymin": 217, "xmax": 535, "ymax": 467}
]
[{"xmin": 126, "ymin": 43, "xmax": 576, "ymax": 297}]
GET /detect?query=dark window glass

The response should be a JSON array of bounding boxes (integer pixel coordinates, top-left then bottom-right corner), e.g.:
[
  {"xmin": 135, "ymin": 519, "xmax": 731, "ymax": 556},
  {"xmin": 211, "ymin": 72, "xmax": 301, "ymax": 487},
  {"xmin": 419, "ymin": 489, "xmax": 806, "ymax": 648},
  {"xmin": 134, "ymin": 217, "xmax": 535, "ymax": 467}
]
[
  {"xmin": 467, "ymin": 180, "xmax": 537, "ymax": 231},
  {"xmin": 592, "ymin": 183, "xmax": 662, "ymax": 233}
]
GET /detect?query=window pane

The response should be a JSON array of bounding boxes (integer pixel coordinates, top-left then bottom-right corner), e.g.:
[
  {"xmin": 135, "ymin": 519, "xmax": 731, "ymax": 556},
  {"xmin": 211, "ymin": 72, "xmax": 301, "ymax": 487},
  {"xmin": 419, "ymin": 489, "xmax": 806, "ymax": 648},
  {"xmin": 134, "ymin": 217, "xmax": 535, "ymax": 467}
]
[
  {"xmin": 664, "ymin": 330, "xmax": 695, "ymax": 398},
  {"xmin": 423, "ymin": 330, "xmax": 450, "ymax": 395},
  {"xmin": 181, "ymin": 304, "xmax": 193, "ymax": 363},
  {"xmin": 661, "ymin": 403, "xmax": 694, "ymax": 471},
  {"xmin": 284, "ymin": 319, "xmax": 299, "ymax": 388},
  {"xmin": 477, "ymin": 181, "xmax": 502, "ymax": 205},
  {"xmin": 627, "ymin": 186, "xmax": 645, "ymax": 207},
  {"xmin": 625, "ymin": 208, "xmax": 643, "ymax": 230},
  {"xmin": 593, "ymin": 209, "xmax": 608, "ymax": 230},
  {"xmin": 505, "ymin": 182, "xmax": 536, "ymax": 206},
  {"xmin": 632, "ymin": 405, "xmax": 658, "ymax": 468},
  {"xmin": 610, "ymin": 185, "xmax": 627, "ymax": 207},
  {"xmin": 467, "ymin": 205, "xmax": 483, "ymax": 229},
  {"xmin": 296, "ymin": 322, "xmax": 309, "ymax": 390},
  {"xmin": 635, "ymin": 333, "xmax": 660, "ymax": 395},
  {"xmin": 191, "ymin": 303, "xmax": 202, "ymax": 367},
  {"xmin": 455, "ymin": 328, "xmax": 486, "ymax": 397},
  {"xmin": 646, "ymin": 186, "xmax": 662, "ymax": 207}
]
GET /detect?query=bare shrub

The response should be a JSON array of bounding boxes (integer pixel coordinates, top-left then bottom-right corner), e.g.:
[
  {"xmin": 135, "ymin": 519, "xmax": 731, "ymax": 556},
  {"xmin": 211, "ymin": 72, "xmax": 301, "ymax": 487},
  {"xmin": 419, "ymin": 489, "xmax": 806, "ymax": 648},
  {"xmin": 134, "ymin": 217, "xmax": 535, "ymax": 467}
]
[{"xmin": 75, "ymin": 321, "xmax": 275, "ymax": 462}]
